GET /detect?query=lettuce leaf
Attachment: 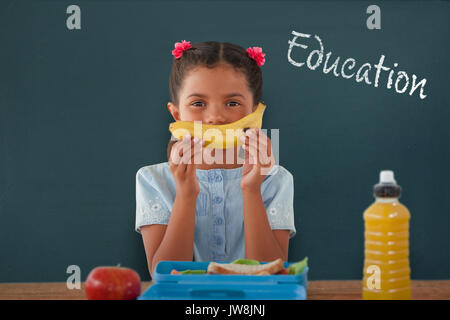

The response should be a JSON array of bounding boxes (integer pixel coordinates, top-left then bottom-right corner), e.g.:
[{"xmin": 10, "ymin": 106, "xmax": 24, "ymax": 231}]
[
  {"xmin": 231, "ymin": 259, "xmax": 260, "ymax": 265},
  {"xmin": 288, "ymin": 257, "xmax": 308, "ymax": 275},
  {"xmin": 179, "ymin": 269, "xmax": 207, "ymax": 274}
]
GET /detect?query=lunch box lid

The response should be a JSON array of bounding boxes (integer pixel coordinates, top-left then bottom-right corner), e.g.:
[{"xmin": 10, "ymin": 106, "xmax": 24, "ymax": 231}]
[
  {"xmin": 138, "ymin": 282, "xmax": 307, "ymax": 300},
  {"xmin": 152, "ymin": 261, "xmax": 308, "ymax": 286}
]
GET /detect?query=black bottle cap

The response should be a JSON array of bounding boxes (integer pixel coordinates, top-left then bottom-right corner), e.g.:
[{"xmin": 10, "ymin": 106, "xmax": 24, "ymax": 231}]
[
  {"xmin": 373, "ymin": 170, "xmax": 402, "ymax": 198},
  {"xmin": 373, "ymin": 183, "xmax": 402, "ymax": 198}
]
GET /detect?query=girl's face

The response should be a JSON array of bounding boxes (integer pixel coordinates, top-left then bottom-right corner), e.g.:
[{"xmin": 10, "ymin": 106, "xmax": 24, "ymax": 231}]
[{"xmin": 168, "ymin": 64, "xmax": 257, "ymax": 124}]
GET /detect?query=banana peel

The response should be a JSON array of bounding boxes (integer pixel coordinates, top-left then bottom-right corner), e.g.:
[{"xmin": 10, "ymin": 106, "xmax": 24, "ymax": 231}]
[{"xmin": 169, "ymin": 102, "xmax": 266, "ymax": 149}]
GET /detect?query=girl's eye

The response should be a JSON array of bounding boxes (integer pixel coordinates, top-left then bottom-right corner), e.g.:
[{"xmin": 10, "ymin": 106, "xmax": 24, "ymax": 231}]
[
  {"xmin": 191, "ymin": 101, "xmax": 241, "ymax": 107},
  {"xmin": 227, "ymin": 101, "xmax": 240, "ymax": 107},
  {"xmin": 191, "ymin": 101, "xmax": 205, "ymax": 107}
]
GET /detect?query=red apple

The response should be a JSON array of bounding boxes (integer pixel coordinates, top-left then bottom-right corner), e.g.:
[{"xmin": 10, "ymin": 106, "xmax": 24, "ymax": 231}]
[{"xmin": 85, "ymin": 266, "xmax": 141, "ymax": 300}]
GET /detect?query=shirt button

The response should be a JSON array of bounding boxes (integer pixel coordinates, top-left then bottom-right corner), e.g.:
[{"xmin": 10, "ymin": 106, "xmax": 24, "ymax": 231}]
[
  {"xmin": 213, "ymin": 196, "xmax": 223, "ymax": 204},
  {"xmin": 215, "ymin": 217, "xmax": 223, "ymax": 225},
  {"xmin": 215, "ymin": 236, "xmax": 223, "ymax": 246},
  {"xmin": 215, "ymin": 175, "xmax": 222, "ymax": 182}
]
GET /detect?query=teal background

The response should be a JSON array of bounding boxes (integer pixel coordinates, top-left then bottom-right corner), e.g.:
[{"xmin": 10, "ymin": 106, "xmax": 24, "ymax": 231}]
[{"xmin": 1, "ymin": 0, "xmax": 449, "ymax": 282}]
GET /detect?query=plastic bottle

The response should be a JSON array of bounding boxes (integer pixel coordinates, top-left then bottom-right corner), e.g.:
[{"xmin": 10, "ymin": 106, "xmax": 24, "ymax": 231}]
[{"xmin": 362, "ymin": 170, "xmax": 411, "ymax": 300}]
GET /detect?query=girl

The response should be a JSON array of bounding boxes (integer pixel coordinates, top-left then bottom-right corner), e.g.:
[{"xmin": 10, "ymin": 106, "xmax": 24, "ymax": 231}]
[{"xmin": 135, "ymin": 41, "xmax": 296, "ymax": 277}]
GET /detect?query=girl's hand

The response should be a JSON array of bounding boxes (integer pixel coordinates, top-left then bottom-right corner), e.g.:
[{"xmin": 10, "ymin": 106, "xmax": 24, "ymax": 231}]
[
  {"xmin": 240, "ymin": 128, "xmax": 275, "ymax": 192},
  {"xmin": 169, "ymin": 134, "xmax": 204, "ymax": 199}
]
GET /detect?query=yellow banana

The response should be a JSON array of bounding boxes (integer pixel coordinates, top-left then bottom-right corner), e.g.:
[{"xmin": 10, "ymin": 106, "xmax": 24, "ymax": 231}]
[{"xmin": 169, "ymin": 102, "xmax": 266, "ymax": 149}]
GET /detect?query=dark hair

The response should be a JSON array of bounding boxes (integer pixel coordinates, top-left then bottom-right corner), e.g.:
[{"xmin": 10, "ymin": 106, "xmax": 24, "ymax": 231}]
[{"xmin": 169, "ymin": 41, "xmax": 263, "ymax": 106}]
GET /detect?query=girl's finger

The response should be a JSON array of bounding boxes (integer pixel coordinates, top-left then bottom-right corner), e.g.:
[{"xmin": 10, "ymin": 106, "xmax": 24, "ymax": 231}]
[
  {"xmin": 244, "ymin": 128, "xmax": 258, "ymax": 141},
  {"xmin": 242, "ymin": 129, "xmax": 268, "ymax": 148},
  {"xmin": 170, "ymin": 143, "xmax": 182, "ymax": 165},
  {"xmin": 182, "ymin": 135, "xmax": 197, "ymax": 158},
  {"xmin": 186, "ymin": 140, "xmax": 204, "ymax": 175},
  {"xmin": 190, "ymin": 141, "xmax": 203, "ymax": 164},
  {"xmin": 259, "ymin": 151, "xmax": 272, "ymax": 167},
  {"xmin": 257, "ymin": 146, "xmax": 272, "ymax": 166},
  {"xmin": 176, "ymin": 151, "xmax": 188, "ymax": 173},
  {"xmin": 245, "ymin": 132, "xmax": 272, "ymax": 158},
  {"xmin": 181, "ymin": 137, "xmax": 203, "ymax": 164},
  {"xmin": 174, "ymin": 135, "xmax": 193, "ymax": 172},
  {"xmin": 247, "ymin": 128, "xmax": 262, "ymax": 138},
  {"xmin": 243, "ymin": 133, "xmax": 261, "ymax": 151},
  {"xmin": 171, "ymin": 144, "xmax": 185, "ymax": 165},
  {"xmin": 244, "ymin": 141, "xmax": 272, "ymax": 167},
  {"xmin": 245, "ymin": 135, "xmax": 268, "ymax": 152},
  {"xmin": 171, "ymin": 135, "xmax": 191, "ymax": 162},
  {"xmin": 170, "ymin": 136, "xmax": 200, "ymax": 176},
  {"xmin": 244, "ymin": 145, "xmax": 272, "ymax": 177},
  {"xmin": 180, "ymin": 143, "xmax": 194, "ymax": 164},
  {"xmin": 240, "ymin": 143, "xmax": 250, "ymax": 164},
  {"xmin": 186, "ymin": 135, "xmax": 204, "ymax": 157},
  {"xmin": 186, "ymin": 153, "xmax": 198, "ymax": 175},
  {"xmin": 243, "ymin": 143, "xmax": 259, "ymax": 165}
]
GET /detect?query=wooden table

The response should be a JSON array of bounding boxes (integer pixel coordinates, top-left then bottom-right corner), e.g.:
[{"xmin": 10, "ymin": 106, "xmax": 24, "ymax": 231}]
[{"xmin": 1, "ymin": 281, "xmax": 449, "ymax": 300}]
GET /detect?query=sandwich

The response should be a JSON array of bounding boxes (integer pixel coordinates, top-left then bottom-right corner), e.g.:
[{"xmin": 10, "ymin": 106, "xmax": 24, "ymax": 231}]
[
  {"xmin": 169, "ymin": 257, "xmax": 308, "ymax": 276},
  {"xmin": 207, "ymin": 258, "xmax": 284, "ymax": 275}
]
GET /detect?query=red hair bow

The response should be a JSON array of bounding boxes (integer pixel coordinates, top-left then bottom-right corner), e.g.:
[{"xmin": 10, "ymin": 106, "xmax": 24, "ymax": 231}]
[
  {"xmin": 246, "ymin": 47, "xmax": 266, "ymax": 67},
  {"xmin": 172, "ymin": 40, "xmax": 192, "ymax": 59}
]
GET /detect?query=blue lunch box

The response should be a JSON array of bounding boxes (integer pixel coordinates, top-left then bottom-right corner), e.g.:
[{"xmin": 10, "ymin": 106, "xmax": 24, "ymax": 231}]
[{"xmin": 138, "ymin": 261, "xmax": 309, "ymax": 300}]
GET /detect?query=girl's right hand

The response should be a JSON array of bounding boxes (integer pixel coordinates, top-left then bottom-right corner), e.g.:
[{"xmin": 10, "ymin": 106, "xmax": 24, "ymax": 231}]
[{"xmin": 169, "ymin": 134, "xmax": 204, "ymax": 198}]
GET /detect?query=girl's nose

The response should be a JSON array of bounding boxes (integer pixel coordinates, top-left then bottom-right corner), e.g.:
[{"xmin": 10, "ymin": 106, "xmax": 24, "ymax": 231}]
[{"xmin": 205, "ymin": 108, "xmax": 227, "ymax": 125}]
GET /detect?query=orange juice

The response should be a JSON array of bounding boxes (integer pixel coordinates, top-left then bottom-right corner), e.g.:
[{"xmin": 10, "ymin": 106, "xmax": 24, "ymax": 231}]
[{"xmin": 363, "ymin": 170, "xmax": 411, "ymax": 300}]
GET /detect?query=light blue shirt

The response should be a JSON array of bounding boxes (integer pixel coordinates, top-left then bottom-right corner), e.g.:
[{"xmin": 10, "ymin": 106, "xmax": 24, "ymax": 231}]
[{"xmin": 135, "ymin": 162, "xmax": 296, "ymax": 262}]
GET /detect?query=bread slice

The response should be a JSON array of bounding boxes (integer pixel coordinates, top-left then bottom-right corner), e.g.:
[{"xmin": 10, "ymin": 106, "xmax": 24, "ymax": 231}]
[{"xmin": 207, "ymin": 258, "xmax": 284, "ymax": 275}]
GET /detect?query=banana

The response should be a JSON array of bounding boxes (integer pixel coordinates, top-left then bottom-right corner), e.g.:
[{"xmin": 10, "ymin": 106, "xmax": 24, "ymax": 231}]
[{"xmin": 169, "ymin": 102, "xmax": 267, "ymax": 149}]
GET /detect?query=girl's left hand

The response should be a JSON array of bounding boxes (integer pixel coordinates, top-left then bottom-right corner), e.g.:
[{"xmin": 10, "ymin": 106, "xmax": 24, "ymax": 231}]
[{"xmin": 240, "ymin": 128, "xmax": 275, "ymax": 192}]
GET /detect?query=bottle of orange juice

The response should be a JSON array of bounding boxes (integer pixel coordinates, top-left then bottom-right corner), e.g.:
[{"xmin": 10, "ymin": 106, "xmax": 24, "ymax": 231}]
[{"xmin": 363, "ymin": 170, "xmax": 411, "ymax": 300}]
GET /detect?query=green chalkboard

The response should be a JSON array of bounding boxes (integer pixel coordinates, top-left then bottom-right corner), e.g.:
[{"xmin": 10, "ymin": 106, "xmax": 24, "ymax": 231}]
[{"xmin": 1, "ymin": 0, "xmax": 449, "ymax": 283}]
